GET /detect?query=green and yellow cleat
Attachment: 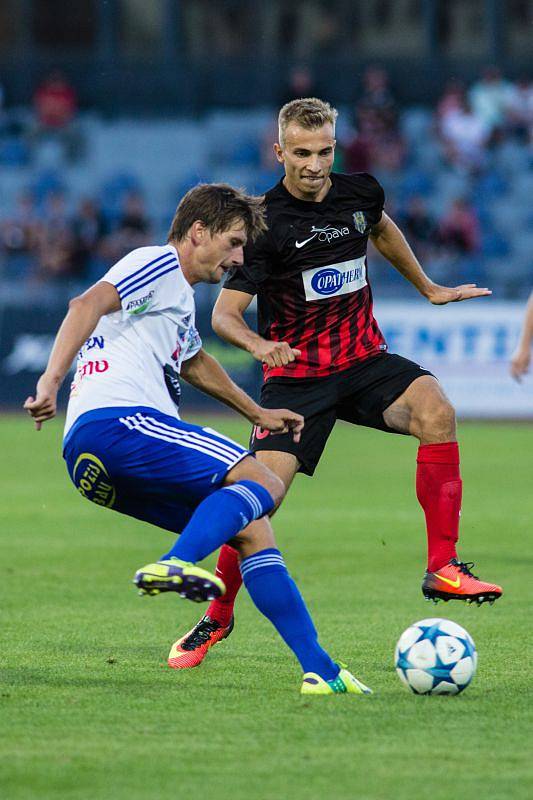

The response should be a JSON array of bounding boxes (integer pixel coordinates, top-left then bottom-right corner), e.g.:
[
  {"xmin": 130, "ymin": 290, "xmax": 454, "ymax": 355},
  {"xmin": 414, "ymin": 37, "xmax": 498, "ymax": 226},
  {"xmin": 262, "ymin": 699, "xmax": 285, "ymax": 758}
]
[
  {"xmin": 301, "ymin": 666, "xmax": 373, "ymax": 696},
  {"xmin": 133, "ymin": 558, "xmax": 226, "ymax": 603}
]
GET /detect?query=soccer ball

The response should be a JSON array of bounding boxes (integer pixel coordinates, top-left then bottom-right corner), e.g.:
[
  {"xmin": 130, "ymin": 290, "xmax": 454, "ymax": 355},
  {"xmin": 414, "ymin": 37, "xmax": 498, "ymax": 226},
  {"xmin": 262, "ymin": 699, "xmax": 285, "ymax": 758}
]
[{"xmin": 394, "ymin": 618, "xmax": 477, "ymax": 695}]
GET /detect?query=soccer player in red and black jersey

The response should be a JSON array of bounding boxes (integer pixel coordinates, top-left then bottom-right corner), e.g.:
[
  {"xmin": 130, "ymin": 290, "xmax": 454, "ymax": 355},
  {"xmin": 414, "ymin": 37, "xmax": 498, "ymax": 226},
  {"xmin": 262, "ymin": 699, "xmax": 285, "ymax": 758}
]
[{"xmin": 167, "ymin": 98, "xmax": 502, "ymax": 670}]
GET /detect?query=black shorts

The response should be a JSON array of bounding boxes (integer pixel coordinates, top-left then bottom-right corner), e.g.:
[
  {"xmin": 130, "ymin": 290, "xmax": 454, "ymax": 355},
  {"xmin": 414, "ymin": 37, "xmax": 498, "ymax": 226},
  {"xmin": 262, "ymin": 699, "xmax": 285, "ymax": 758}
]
[{"xmin": 250, "ymin": 353, "xmax": 433, "ymax": 476}]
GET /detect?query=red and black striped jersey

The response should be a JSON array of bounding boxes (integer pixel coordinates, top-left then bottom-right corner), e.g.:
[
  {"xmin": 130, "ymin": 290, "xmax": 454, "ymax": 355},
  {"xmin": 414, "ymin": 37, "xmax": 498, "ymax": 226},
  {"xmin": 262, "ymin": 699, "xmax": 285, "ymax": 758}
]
[{"xmin": 224, "ymin": 172, "xmax": 387, "ymax": 380}]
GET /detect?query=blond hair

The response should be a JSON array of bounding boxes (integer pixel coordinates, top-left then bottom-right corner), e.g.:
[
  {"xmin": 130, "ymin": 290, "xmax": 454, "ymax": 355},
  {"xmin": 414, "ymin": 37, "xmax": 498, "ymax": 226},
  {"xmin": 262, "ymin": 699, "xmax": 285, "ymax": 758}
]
[{"xmin": 278, "ymin": 97, "xmax": 338, "ymax": 146}]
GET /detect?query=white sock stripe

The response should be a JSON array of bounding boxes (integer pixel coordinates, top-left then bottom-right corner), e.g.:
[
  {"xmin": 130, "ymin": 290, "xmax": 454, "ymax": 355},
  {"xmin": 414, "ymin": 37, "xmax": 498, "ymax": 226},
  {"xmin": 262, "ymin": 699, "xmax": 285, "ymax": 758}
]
[
  {"xmin": 119, "ymin": 416, "xmax": 235, "ymax": 465},
  {"xmin": 240, "ymin": 554, "xmax": 285, "ymax": 570},
  {"xmin": 140, "ymin": 414, "xmax": 244, "ymax": 460},
  {"xmin": 235, "ymin": 484, "xmax": 265, "ymax": 517},
  {"xmin": 241, "ymin": 554, "xmax": 285, "ymax": 566},
  {"xmin": 240, "ymin": 484, "xmax": 268, "ymax": 516},
  {"xmin": 223, "ymin": 486, "xmax": 259, "ymax": 518},
  {"xmin": 242, "ymin": 556, "xmax": 284, "ymax": 569},
  {"xmin": 224, "ymin": 484, "xmax": 263, "ymax": 518},
  {"xmin": 240, "ymin": 559, "xmax": 286, "ymax": 577},
  {"xmin": 132, "ymin": 416, "xmax": 238, "ymax": 465},
  {"xmin": 242, "ymin": 550, "xmax": 283, "ymax": 561}
]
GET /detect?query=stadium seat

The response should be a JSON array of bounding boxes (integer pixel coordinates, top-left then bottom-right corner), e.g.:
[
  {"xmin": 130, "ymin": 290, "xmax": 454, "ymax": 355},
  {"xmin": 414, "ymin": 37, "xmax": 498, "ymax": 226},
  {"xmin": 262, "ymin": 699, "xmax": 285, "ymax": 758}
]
[
  {"xmin": 0, "ymin": 137, "xmax": 30, "ymax": 166},
  {"xmin": 399, "ymin": 169, "xmax": 434, "ymax": 198},
  {"xmin": 32, "ymin": 170, "xmax": 65, "ymax": 203}
]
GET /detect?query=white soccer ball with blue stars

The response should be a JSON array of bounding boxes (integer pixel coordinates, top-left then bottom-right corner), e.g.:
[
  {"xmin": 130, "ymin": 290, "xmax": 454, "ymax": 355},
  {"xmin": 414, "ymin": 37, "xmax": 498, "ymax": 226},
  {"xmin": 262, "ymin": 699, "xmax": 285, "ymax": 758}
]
[{"xmin": 394, "ymin": 618, "xmax": 477, "ymax": 695}]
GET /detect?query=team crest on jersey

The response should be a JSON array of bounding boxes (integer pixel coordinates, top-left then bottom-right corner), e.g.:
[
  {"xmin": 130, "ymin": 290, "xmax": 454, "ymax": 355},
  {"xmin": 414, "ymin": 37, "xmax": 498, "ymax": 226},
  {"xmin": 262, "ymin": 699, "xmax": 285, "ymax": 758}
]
[{"xmin": 352, "ymin": 211, "xmax": 368, "ymax": 235}]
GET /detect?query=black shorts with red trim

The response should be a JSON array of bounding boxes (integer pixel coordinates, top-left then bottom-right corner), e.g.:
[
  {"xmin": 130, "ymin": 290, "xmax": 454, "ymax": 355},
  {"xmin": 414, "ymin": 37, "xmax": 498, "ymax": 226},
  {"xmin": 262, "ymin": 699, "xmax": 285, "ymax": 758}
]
[{"xmin": 250, "ymin": 353, "xmax": 434, "ymax": 476}]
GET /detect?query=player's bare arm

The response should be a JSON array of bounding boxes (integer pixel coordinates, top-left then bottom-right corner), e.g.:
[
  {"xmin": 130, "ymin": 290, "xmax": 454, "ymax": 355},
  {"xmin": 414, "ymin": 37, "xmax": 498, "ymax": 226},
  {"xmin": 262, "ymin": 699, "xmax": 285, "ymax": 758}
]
[
  {"xmin": 370, "ymin": 212, "xmax": 492, "ymax": 304},
  {"xmin": 212, "ymin": 288, "xmax": 301, "ymax": 368},
  {"xmin": 180, "ymin": 347, "xmax": 304, "ymax": 441},
  {"xmin": 510, "ymin": 290, "xmax": 533, "ymax": 381},
  {"xmin": 23, "ymin": 281, "xmax": 121, "ymax": 429}
]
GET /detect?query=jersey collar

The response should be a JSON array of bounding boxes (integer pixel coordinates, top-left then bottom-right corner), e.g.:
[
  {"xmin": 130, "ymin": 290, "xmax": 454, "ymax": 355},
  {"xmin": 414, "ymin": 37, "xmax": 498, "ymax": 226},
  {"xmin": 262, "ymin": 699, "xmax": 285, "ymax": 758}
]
[{"xmin": 277, "ymin": 173, "xmax": 338, "ymax": 209}]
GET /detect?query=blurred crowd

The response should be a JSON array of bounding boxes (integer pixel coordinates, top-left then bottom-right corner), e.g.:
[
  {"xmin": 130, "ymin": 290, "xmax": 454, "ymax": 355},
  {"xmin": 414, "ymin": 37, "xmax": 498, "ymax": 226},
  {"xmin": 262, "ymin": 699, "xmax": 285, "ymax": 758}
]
[
  {"xmin": 0, "ymin": 187, "xmax": 151, "ymax": 283},
  {"xmin": 341, "ymin": 64, "xmax": 533, "ymax": 173},
  {"xmin": 0, "ymin": 65, "xmax": 532, "ymax": 295}
]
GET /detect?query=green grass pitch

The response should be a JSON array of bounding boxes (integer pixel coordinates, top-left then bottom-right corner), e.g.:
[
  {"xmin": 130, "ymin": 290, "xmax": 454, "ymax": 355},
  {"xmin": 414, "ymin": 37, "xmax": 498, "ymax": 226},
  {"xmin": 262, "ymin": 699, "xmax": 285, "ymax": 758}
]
[{"xmin": 1, "ymin": 415, "xmax": 532, "ymax": 800}]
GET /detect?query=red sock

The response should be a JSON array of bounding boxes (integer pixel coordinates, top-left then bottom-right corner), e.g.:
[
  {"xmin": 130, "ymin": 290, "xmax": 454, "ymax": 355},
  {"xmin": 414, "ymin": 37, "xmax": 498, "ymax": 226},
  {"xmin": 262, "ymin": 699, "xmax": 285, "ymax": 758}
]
[
  {"xmin": 416, "ymin": 442, "xmax": 461, "ymax": 573},
  {"xmin": 206, "ymin": 544, "xmax": 242, "ymax": 626}
]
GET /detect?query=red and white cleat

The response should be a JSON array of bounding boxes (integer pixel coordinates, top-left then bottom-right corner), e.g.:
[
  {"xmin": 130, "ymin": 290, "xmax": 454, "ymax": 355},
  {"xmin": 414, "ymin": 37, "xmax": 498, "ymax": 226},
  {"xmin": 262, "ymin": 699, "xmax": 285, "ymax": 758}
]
[{"xmin": 168, "ymin": 615, "xmax": 234, "ymax": 669}]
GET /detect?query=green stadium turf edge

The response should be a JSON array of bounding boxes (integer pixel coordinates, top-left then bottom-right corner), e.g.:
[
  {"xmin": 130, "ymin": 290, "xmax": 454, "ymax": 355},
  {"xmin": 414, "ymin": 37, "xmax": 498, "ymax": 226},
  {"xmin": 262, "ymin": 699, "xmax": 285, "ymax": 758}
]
[{"xmin": 1, "ymin": 416, "xmax": 532, "ymax": 800}]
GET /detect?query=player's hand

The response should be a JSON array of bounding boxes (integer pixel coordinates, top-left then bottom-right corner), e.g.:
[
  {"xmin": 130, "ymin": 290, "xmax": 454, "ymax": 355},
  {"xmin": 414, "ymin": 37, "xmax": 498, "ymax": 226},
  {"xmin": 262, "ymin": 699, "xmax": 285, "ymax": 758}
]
[
  {"xmin": 510, "ymin": 345, "xmax": 531, "ymax": 382},
  {"xmin": 425, "ymin": 283, "xmax": 492, "ymax": 305},
  {"xmin": 250, "ymin": 339, "xmax": 301, "ymax": 368},
  {"xmin": 255, "ymin": 408, "xmax": 305, "ymax": 443},
  {"xmin": 23, "ymin": 373, "xmax": 60, "ymax": 430}
]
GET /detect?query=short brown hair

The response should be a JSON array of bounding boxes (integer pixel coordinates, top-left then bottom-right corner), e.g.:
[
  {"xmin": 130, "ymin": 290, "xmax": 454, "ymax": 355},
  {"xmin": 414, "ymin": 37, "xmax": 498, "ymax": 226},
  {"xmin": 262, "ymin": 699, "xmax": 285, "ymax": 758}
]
[
  {"xmin": 168, "ymin": 183, "xmax": 267, "ymax": 243},
  {"xmin": 278, "ymin": 97, "xmax": 338, "ymax": 145}
]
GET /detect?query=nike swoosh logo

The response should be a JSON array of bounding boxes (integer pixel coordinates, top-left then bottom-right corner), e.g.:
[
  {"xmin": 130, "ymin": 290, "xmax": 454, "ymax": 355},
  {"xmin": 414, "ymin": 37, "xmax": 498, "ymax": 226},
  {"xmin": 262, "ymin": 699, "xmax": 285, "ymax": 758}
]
[
  {"xmin": 434, "ymin": 573, "xmax": 461, "ymax": 588},
  {"xmin": 295, "ymin": 235, "xmax": 317, "ymax": 248}
]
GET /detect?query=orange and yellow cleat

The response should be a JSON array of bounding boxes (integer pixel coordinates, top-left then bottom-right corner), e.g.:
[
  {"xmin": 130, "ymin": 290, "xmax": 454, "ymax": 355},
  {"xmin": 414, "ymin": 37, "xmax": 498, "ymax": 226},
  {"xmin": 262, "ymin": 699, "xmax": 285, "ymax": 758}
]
[
  {"xmin": 422, "ymin": 558, "xmax": 503, "ymax": 605},
  {"xmin": 168, "ymin": 615, "xmax": 234, "ymax": 669}
]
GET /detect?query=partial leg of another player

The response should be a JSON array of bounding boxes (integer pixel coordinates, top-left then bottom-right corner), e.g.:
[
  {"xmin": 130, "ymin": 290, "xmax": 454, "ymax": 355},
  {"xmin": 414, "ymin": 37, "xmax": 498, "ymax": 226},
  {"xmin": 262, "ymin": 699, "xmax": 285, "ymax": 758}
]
[{"xmin": 383, "ymin": 374, "xmax": 502, "ymax": 605}]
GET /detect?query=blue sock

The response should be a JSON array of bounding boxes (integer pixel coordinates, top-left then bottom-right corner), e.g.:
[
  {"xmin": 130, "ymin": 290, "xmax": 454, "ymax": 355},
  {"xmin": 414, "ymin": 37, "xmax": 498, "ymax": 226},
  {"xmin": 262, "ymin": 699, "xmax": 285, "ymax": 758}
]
[
  {"xmin": 241, "ymin": 548, "xmax": 339, "ymax": 681},
  {"xmin": 160, "ymin": 481, "xmax": 275, "ymax": 563}
]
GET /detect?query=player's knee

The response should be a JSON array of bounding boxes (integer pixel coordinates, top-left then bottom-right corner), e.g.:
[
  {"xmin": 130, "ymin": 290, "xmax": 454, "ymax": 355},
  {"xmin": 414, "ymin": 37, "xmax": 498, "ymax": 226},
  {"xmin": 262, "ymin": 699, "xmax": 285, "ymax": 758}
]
[
  {"xmin": 227, "ymin": 456, "xmax": 285, "ymax": 510},
  {"xmin": 248, "ymin": 466, "xmax": 285, "ymax": 510},
  {"xmin": 260, "ymin": 471, "xmax": 286, "ymax": 511},
  {"xmin": 420, "ymin": 398, "xmax": 456, "ymax": 439}
]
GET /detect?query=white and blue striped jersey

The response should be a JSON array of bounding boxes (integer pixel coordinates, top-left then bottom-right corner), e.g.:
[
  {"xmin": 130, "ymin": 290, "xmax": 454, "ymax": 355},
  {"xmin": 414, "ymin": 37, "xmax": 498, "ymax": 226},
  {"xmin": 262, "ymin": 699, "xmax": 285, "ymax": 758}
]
[{"xmin": 64, "ymin": 244, "xmax": 202, "ymax": 438}]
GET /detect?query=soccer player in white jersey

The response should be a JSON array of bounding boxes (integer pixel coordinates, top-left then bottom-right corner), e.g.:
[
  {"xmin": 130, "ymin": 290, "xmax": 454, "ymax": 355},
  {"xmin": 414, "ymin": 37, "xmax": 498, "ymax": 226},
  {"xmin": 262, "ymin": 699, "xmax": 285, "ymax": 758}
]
[{"xmin": 24, "ymin": 184, "xmax": 371, "ymax": 695}]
